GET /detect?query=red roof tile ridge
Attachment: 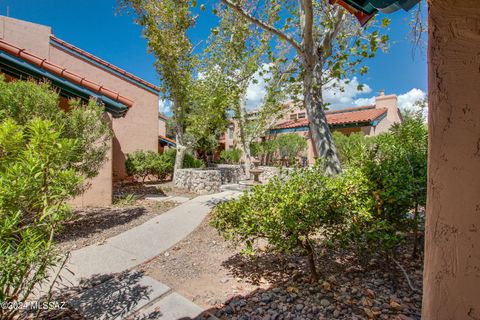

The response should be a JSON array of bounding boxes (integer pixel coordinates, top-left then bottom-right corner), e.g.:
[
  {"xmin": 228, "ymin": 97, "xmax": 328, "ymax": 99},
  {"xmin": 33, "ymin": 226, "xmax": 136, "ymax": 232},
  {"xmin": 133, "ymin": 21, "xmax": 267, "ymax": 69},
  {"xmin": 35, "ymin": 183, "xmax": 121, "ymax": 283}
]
[
  {"xmin": 50, "ymin": 36, "xmax": 160, "ymax": 92},
  {"xmin": 0, "ymin": 39, "xmax": 134, "ymax": 108},
  {"xmin": 159, "ymin": 134, "xmax": 176, "ymax": 144},
  {"xmin": 325, "ymin": 105, "xmax": 375, "ymax": 114}
]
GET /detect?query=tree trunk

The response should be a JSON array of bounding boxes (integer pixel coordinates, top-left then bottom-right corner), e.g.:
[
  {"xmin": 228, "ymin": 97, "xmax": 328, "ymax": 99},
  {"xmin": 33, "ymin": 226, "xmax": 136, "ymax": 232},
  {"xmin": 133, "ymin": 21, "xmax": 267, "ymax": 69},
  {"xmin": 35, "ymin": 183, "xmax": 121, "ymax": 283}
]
[
  {"xmin": 173, "ymin": 96, "xmax": 186, "ymax": 172},
  {"xmin": 303, "ymin": 55, "xmax": 341, "ymax": 175},
  {"xmin": 236, "ymin": 102, "xmax": 251, "ymax": 178},
  {"xmin": 302, "ymin": 238, "xmax": 319, "ymax": 282}
]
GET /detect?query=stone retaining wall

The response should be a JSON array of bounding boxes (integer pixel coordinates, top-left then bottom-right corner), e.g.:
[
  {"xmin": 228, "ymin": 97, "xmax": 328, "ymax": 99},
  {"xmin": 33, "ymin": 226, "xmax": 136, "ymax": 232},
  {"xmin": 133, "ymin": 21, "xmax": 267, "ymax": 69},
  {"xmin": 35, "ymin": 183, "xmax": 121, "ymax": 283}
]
[
  {"xmin": 258, "ymin": 166, "xmax": 295, "ymax": 183},
  {"xmin": 174, "ymin": 169, "xmax": 221, "ymax": 194},
  {"xmin": 212, "ymin": 164, "xmax": 245, "ymax": 184}
]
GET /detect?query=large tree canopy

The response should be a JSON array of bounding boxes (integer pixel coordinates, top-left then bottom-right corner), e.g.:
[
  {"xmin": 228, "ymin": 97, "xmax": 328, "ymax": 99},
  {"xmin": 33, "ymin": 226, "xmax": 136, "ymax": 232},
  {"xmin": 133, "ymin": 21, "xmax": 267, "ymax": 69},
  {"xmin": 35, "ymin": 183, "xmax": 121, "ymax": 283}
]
[{"xmin": 217, "ymin": 0, "xmax": 389, "ymax": 174}]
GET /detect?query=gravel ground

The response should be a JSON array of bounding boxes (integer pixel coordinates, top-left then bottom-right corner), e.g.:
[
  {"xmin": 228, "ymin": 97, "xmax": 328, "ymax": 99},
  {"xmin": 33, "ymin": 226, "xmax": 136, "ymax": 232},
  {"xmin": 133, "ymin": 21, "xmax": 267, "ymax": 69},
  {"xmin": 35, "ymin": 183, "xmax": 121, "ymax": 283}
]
[
  {"xmin": 55, "ymin": 182, "xmax": 195, "ymax": 252},
  {"xmin": 145, "ymin": 216, "xmax": 423, "ymax": 320}
]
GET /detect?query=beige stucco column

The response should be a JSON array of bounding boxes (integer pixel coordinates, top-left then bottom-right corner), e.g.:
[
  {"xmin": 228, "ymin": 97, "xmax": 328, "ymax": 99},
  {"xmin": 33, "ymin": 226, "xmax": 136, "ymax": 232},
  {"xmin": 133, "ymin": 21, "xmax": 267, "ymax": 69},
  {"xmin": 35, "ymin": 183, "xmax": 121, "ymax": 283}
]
[{"xmin": 423, "ymin": 1, "xmax": 480, "ymax": 318}]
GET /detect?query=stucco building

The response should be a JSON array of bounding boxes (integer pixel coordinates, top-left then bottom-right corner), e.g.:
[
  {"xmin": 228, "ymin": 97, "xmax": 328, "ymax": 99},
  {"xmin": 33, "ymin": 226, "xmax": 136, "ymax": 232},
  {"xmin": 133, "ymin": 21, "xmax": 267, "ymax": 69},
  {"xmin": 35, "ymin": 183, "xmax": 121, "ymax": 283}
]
[
  {"xmin": 223, "ymin": 91, "xmax": 402, "ymax": 164},
  {"xmin": 0, "ymin": 16, "xmax": 160, "ymax": 206}
]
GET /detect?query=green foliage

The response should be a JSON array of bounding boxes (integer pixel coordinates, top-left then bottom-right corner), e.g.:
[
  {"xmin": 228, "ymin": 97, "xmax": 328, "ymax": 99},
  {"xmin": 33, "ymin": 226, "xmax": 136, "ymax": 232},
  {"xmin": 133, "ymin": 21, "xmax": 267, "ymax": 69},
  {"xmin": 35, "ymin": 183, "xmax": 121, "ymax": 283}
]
[
  {"xmin": 0, "ymin": 78, "xmax": 109, "ymax": 319},
  {"xmin": 163, "ymin": 148, "xmax": 203, "ymax": 169},
  {"xmin": 212, "ymin": 164, "xmax": 371, "ymax": 279},
  {"xmin": 113, "ymin": 193, "xmax": 138, "ymax": 207},
  {"xmin": 333, "ymin": 131, "xmax": 372, "ymax": 166},
  {"xmin": 125, "ymin": 150, "xmax": 157, "ymax": 182},
  {"xmin": 126, "ymin": 149, "xmax": 203, "ymax": 182},
  {"xmin": 212, "ymin": 116, "xmax": 428, "ymax": 276},
  {"xmin": 220, "ymin": 148, "xmax": 243, "ymax": 164},
  {"xmin": 0, "ymin": 78, "xmax": 111, "ymax": 180},
  {"xmin": 276, "ymin": 134, "xmax": 308, "ymax": 165}
]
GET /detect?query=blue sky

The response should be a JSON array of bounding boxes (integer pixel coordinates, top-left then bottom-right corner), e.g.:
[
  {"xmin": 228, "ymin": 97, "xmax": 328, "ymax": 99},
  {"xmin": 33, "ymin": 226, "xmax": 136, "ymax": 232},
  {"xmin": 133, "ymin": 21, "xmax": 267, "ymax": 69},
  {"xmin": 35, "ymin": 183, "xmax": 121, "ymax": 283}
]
[{"xmin": 0, "ymin": 0, "xmax": 427, "ymax": 112}]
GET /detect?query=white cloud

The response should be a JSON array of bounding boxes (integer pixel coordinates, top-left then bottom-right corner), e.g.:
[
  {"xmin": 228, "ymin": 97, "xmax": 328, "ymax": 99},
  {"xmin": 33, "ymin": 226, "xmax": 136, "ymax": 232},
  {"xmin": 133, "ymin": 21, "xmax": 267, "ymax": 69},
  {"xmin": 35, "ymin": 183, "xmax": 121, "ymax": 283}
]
[
  {"xmin": 323, "ymin": 77, "xmax": 372, "ymax": 109},
  {"xmin": 158, "ymin": 98, "xmax": 171, "ymax": 114},
  {"xmin": 397, "ymin": 88, "xmax": 427, "ymax": 112},
  {"xmin": 353, "ymin": 88, "xmax": 427, "ymax": 112},
  {"xmin": 353, "ymin": 96, "xmax": 375, "ymax": 106},
  {"xmin": 245, "ymin": 63, "xmax": 273, "ymax": 111}
]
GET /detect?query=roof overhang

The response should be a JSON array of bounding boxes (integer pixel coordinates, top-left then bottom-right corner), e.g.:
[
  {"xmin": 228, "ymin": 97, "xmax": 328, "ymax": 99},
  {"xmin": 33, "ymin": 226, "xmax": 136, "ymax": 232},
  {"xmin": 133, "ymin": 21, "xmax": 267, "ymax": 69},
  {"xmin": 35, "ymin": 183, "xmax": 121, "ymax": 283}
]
[
  {"xmin": 159, "ymin": 135, "xmax": 176, "ymax": 147},
  {"xmin": 332, "ymin": 0, "xmax": 420, "ymax": 25},
  {"xmin": 0, "ymin": 51, "xmax": 129, "ymax": 118}
]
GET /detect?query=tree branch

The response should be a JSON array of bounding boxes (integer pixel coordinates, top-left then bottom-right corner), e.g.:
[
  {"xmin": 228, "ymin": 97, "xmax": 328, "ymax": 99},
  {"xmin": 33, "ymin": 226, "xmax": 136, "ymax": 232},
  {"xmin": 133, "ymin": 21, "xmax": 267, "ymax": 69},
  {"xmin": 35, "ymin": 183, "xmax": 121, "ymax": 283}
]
[
  {"xmin": 319, "ymin": 6, "xmax": 346, "ymax": 57},
  {"xmin": 221, "ymin": 0, "xmax": 303, "ymax": 56}
]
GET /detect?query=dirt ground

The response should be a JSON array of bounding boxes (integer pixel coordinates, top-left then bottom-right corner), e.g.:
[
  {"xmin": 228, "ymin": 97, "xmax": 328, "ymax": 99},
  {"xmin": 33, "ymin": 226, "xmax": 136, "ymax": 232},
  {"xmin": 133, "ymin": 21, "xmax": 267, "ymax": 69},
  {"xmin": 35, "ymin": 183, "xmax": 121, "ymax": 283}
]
[
  {"xmin": 143, "ymin": 216, "xmax": 270, "ymax": 309},
  {"xmin": 145, "ymin": 216, "xmax": 423, "ymax": 320},
  {"xmin": 55, "ymin": 182, "xmax": 195, "ymax": 252}
]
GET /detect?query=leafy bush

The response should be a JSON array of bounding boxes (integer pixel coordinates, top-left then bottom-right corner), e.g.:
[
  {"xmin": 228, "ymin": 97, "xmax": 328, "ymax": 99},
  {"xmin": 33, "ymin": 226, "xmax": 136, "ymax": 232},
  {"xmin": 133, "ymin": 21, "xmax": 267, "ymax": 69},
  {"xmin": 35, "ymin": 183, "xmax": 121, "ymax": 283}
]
[
  {"xmin": 220, "ymin": 148, "xmax": 242, "ymax": 164},
  {"xmin": 163, "ymin": 148, "xmax": 203, "ymax": 169},
  {"xmin": 125, "ymin": 150, "xmax": 157, "ymax": 182},
  {"xmin": 126, "ymin": 148, "xmax": 202, "ymax": 183},
  {"xmin": 333, "ymin": 131, "xmax": 371, "ymax": 166},
  {"xmin": 211, "ymin": 164, "xmax": 371, "ymax": 280},
  {"xmin": 276, "ymin": 134, "xmax": 308, "ymax": 165},
  {"xmin": 0, "ymin": 78, "xmax": 109, "ymax": 319},
  {"xmin": 212, "ymin": 113, "xmax": 428, "ymax": 277}
]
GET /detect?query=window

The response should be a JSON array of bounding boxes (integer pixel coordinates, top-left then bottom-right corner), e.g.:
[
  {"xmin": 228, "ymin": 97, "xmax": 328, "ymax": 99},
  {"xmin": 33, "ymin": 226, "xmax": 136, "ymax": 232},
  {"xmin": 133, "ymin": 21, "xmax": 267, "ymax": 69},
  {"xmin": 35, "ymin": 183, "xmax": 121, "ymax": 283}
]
[
  {"xmin": 297, "ymin": 112, "xmax": 306, "ymax": 119},
  {"xmin": 290, "ymin": 114, "xmax": 297, "ymax": 120},
  {"xmin": 228, "ymin": 125, "xmax": 234, "ymax": 139}
]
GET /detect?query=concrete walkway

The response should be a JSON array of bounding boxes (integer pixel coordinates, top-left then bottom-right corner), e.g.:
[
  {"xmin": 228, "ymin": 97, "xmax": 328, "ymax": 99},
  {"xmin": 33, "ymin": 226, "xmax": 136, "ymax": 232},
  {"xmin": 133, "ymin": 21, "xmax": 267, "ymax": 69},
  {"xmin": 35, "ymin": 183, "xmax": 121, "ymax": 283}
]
[{"xmin": 57, "ymin": 190, "xmax": 238, "ymax": 319}]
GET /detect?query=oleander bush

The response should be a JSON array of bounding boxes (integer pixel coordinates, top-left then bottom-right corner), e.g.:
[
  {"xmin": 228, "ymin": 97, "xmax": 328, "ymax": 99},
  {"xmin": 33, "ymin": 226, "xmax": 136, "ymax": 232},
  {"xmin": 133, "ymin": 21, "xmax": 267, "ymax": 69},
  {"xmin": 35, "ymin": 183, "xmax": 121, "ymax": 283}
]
[{"xmin": 0, "ymin": 78, "xmax": 110, "ymax": 319}]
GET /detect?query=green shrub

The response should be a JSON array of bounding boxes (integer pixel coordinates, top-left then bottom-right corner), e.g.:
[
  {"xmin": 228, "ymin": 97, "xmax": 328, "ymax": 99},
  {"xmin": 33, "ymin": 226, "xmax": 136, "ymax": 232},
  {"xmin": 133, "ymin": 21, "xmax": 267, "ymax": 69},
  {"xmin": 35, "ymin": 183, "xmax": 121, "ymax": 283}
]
[
  {"xmin": 212, "ymin": 113, "xmax": 428, "ymax": 277},
  {"xmin": 113, "ymin": 193, "xmax": 138, "ymax": 206},
  {"xmin": 126, "ymin": 149, "xmax": 202, "ymax": 183},
  {"xmin": 0, "ymin": 78, "xmax": 109, "ymax": 319},
  {"xmin": 163, "ymin": 148, "xmax": 203, "ymax": 169},
  {"xmin": 333, "ymin": 131, "xmax": 371, "ymax": 167},
  {"xmin": 211, "ymin": 164, "xmax": 371, "ymax": 280},
  {"xmin": 276, "ymin": 134, "xmax": 307, "ymax": 165},
  {"xmin": 220, "ymin": 148, "xmax": 242, "ymax": 164}
]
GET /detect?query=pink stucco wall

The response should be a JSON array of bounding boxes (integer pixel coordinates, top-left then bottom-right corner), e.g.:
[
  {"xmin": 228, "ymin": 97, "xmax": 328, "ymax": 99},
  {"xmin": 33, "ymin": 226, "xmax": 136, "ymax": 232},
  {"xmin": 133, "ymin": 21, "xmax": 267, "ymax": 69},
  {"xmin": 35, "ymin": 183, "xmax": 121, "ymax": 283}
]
[
  {"xmin": 423, "ymin": 0, "xmax": 480, "ymax": 318},
  {"xmin": 0, "ymin": 16, "xmax": 159, "ymax": 206}
]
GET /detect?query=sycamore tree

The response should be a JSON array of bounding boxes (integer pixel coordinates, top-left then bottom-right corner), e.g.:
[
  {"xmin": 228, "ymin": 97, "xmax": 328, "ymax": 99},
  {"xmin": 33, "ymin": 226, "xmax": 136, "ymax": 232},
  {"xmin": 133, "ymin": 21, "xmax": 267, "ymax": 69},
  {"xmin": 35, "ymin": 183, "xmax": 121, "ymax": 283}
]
[
  {"xmin": 185, "ymin": 64, "xmax": 236, "ymax": 163},
  {"xmin": 207, "ymin": 6, "xmax": 290, "ymax": 176},
  {"xmin": 219, "ymin": 0, "xmax": 389, "ymax": 174},
  {"xmin": 121, "ymin": 0, "xmax": 196, "ymax": 171}
]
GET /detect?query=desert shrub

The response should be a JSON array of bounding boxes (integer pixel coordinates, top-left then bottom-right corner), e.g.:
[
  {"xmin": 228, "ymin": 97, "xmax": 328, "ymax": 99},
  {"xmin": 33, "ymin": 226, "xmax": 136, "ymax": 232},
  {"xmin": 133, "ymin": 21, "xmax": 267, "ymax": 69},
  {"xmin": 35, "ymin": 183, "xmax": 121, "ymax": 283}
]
[
  {"xmin": 333, "ymin": 131, "xmax": 371, "ymax": 166},
  {"xmin": 275, "ymin": 134, "xmax": 307, "ymax": 166},
  {"xmin": 163, "ymin": 148, "xmax": 203, "ymax": 169},
  {"xmin": 126, "ymin": 149, "xmax": 203, "ymax": 183},
  {"xmin": 0, "ymin": 78, "xmax": 109, "ymax": 319},
  {"xmin": 211, "ymin": 164, "xmax": 371, "ymax": 280},
  {"xmin": 0, "ymin": 78, "xmax": 110, "ymax": 180},
  {"xmin": 220, "ymin": 148, "xmax": 242, "ymax": 164},
  {"xmin": 360, "ymin": 112, "xmax": 428, "ymax": 257},
  {"xmin": 113, "ymin": 193, "xmax": 138, "ymax": 206},
  {"xmin": 125, "ymin": 150, "xmax": 157, "ymax": 182},
  {"xmin": 212, "ymin": 113, "xmax": 428, "ymax": 277}
]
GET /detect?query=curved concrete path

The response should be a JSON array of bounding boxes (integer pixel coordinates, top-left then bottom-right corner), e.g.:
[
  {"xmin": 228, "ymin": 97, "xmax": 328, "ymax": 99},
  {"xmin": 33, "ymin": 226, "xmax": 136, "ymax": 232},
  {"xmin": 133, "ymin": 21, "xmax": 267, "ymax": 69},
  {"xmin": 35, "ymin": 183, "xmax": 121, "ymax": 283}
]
[{"xmin": 55, "ymin": 190, "xmax": 239, "ymax": 319}]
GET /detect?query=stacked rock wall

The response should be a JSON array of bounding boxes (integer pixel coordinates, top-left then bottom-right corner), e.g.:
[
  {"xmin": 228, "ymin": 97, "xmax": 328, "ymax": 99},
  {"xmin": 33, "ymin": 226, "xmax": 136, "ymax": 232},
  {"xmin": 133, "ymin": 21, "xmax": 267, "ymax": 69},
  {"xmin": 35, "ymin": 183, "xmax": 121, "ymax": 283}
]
[{"xmin": 174, "ymin": 169, "xmax": 221, "ymax": 194}]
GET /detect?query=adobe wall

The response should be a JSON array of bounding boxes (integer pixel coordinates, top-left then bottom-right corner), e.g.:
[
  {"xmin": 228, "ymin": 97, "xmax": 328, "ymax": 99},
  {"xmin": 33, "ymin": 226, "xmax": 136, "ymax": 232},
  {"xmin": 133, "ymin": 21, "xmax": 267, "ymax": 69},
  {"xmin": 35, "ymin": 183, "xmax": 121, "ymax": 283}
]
[
  {"xmin": 0, "ymin": 16, "xmax": 159, "ymax": 206},
  {"xmin": 48, "ymin": 46, "xmax": 158, "ymax": 180},
  {"xmin": 423, "ymin": 0, "xmax": 480, "ymax": 318},
  {"xmin": 70, "ymin": 130, "xmax": 113, "ymax": 207}
]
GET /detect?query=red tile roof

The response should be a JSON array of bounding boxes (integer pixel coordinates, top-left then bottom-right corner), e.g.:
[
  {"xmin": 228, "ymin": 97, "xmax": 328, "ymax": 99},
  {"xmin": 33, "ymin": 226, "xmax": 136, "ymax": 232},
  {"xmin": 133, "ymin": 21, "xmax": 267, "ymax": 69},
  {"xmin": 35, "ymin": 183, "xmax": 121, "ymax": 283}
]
[
  {"xmin": 158, "ymin": 113, "xmax": 168, "ymax": 121},
  {"xmin": 0, "ymin": 39, "xmax": 134, "ymax": 108},
  {"xmin": 275, "ymin": 105, "xmax": 387, "ymax": 129},
  {"xmin": 50, "ymin": 36, "xmax": 160, "ymax": 93},
  {"xmin": 159, "ymin": 134, "xmax": 176, "ymax": 145}
]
